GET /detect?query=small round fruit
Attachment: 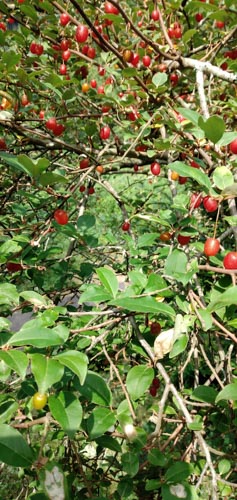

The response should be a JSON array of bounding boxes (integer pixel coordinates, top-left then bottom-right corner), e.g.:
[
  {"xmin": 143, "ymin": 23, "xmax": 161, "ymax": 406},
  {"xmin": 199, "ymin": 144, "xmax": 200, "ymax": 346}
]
[
  {"xmin": 151, "ymin": 9, "xmax": 159, "ymax": 21},
  {"xmin": 76, "ymin": 24, "xmax": 89, "ymax": 43},
  {"xmin": 96, "ymin": 165, "xmax": 104, "ymax": 174},
  {"xmin": 159, "ymin": 231, "xmax": 172, "ymax": 242},
  {"xmin": 60, "ymin": 12, "xmax": 70, "ymax": 27},
  {"xmin": 100, "ymin": 125, "xmax": 111, "ymax": 140},
  {"xmin": 150, "ymin": 321, "xmax": 161, "ymax": 335},
  {"xmin": 54, "ymin": 209, "xmax": 69, "ymax": 225},
  {"xmin": 203, "ymin": 196, "xmax": 218, "ymax": 212},
  {"xmin": 223, "ymin": 252, "xmax": 237, "ymax": 270},
  {"xmin": 190, "ymin": 193, "xmax": 202, "ymax": 209},
  {"xmin": 46, "ymin": 117, "xmax": 57, "ymax": 131},
  {"xmin": 122, "ymin": 221, "xmax": 130, "ymax": 231},
  {"xmin": 204, "ymin": 238, "xmax": 220, "ymax": 257},
  {"xmin": 32, "ymin": 392, "xmax": 48, "ymax": 410},
  {"xmin": 151, "ymin": 377, "xmax": 160, "ymax": 389},
  {"xmin": 177, "ymin": 234, "xmax": 191, "ymax": 245},
  {"xmin": 6, "ymin": 262, "xmax": 23, "ymax": 272},
  {"xmin": 170, "ymin": 73, "xmax": 179, "ymax": 85},
  {"xmin": 150, "ymin": 162, "xmax": 161, "ymax": 176},
  {"xmin": 178, "ymin": 176, "xmax": 187, "ymax": 184},
  {"xmin": 104, "ymin": 1, "xmax": 119, "ymax": 14},
  {"xmin": 88, "ymin": 186, "xmax": 95, "ymax": 195},
  {"xmin": 142, "ymin": 55, "xmax": 151, "ymax": 67},
  {"xmin": 80, "ymin": 157, "xmax": 89, "ymax": 169},
  {"xmin": 229, "ymin": 138, "xmax": 237, "ymax": 154},
  {"xmin": 171, "ymin": 171, "xmax": 179, "ymax": 181}
]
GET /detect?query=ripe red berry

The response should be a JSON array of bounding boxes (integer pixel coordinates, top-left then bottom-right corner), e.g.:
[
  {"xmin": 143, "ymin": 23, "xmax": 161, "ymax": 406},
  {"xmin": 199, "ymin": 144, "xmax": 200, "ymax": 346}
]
[
  {"xmin": 87, "ymin": 47, "xmax": 96, "ymax": 59},
  {"xmin": 0, "ymin": 138, "xmax": 7, "ymax": 150},
  {"xmin": 151, "ymin": 10, "xmax": 159, "ymax": 21},
  {"xmin": 174, "ymin": 27, "xmax": 182, "ymax": 39},
  {"xmin": 59, "ymin": 63, "xmax": 67, "ymax": 75},
  {"xmin": 177, "ymin": 234, "xmax": 191, "ymax": 245},
  {"xmin": 46, "ymin": 117, "xmax": 57, "ymax": 131},
  {"xmin": 54, "ymin": 209, "xmax": 69, "ymax": 225},
  {"xmin": 76, "ymin": 24, "xmax": 89, "ymax": 43},
  {"xmin": 190, "ymin": 160, "xmax": 200, "ymax": 168},
  {"xmin": 223, "ymin": 252, "xmax": 237, "ymax": 270},
  {"xmin": 142, "ymin": 55, "xmax": 151, "ymax": 67},
  {"xmin": 122, "ymin": 221, "xmax": 130, "ymax": 231},
  {"xmin": 203, "ymin": 196, "xmax": 218, "ymax": 212},
  {"xmin": 80, "ymin": 158, "xmax": 89, "ymax": 169},
  {"xmin": 150, "ymin": 162, "xmax": 161, "ymax": 176},
  {"xmin": 53, "ymin": 123, "xmax": 65, "ymax": 136},
  {"xmin": 80, "ymin": 185, "xmax": 86, "ymax": 192},
  {"xmin": 60, "ymin": 39, "xmax": 70, "ymax": 51},
  {"xmin": 229, "ymin": 138, "xmax": 237, "ymax": 154},
  {"xmin": 90, "ymin": 79, "xmax": 97, "ymax": 88},
  {"xmin": 170, "ymin": 73, "xmax": 179, "ymax": 85},
  {"xmin": 62, "ymin": 49, "xmax": 71, "ymax": 62},
  {"xmin": 195, "ymin": 13, "xmax": 203, "ymax": 22},
  {"xmin": 60, "ymin": 12, "xmax": 70, "ymax": 27},
  {"xmin": 100, "ymin": 125, "xmax": 111, "ymax": 140},
  {"xmin": 6, "ymin": 262, "xmax": 23, "ymax": 272},
  {"xmin": 151, "ymin": 377, "xmax": 160, "ymax": 389},
  {"xmin": 204, "ymin": 238, "xmax": 220, "ymax": 257},
  {"xmin": 88, "ymin": 186, "xmax": 95, "ymax": 195},
  {"xmin": 149, "ymin": 385, "xmax": 157, "ymax": 397},
  {"xmin": 150, "ymin": 322, "xmax": 161, "ymax": 335},
  {"xmin": 178, "ymin": 176, "xmax": 187, "ymax": 184},
  {"xmin": 215, "ymin": 20, "xmax": 225, "ymax": 29},
  {"xmin": 190, "ymin": 193, "xmax": 203, "ymax": 209},
  {"xmin": 104, "ymin": 2, "xmax": 119, "ymax": 14}
]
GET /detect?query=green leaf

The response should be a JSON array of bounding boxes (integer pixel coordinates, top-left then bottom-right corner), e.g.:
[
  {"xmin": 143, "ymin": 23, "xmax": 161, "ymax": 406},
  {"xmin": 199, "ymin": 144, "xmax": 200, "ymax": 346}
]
[
  {"xmin": 76, "ymin": 371, "xmax": 112, "ymax": 406},
  {"xmin": 0, "ymin": 240, "xmax": 22, "ymax": 258},
  {"xmin": 217, "ymin": 131, "xmax": 237, "ymax": 146},
  {"xmin": 0, "ymin": 350, "xmax": 28, "ymax": 379},
  {"xmin": 39, "ymin": 172, "xmax": 68, "ymax": 186},
  {"xmin": 197, "ymin": 309, "xmax": 213, "ymax": 331},
  {"xmin": 96, "ymin": 267, "xmax": 118, "ymax": 298},
  {"xmin": 48, "ymin": 392, "xmax": 83, "ymax": 439},
  {"xmin": 2, "ymin": 51, "xmax": 21, "ymax": 70},
  {"xmin": 207, "ymin": 286, "xmax": 237, "ymax": 312},
  {"xmin": 126, "ymin": 366, "xmax": 154, "ymax": 401},
  {"xmin": 218, "ymin": 459, "xmax": 231, "ymax": 476},
  {"xmin": 30, "ymin": 354, "xmax": 64, "ymax": 394},
  {"xmin": 121, "ymin": 452, "xmax": 139, "ymax": 477},
  {"xmin": 109, "ymin": 296, "xmax": 175, "ymax": 317},
  {"xmin": 0, "ymin": 424, "xmax": 34, "ymax": 466},
  {"xmin": 55, "ymin": 350, "xmax": 88, "ymax": 385},
  {"xmin": 79, "ymin": 285, "xmax": 112, "ymax": 304},
  {"xmin": 137, "ymin": 233, "xmax": 158, "ymax": 248},
  {"xmin": 176, "ymin": 107, "xmax": 201, "ymax": 126},
  {"xmin": 117, "ymin": 478, "xmax": 133, "ymax": 498},
  {"xmin": 216, "ymin": 383, "xmax": 237, "ymax": 403},
  {"xmin": 213, "ymin": 166, "xmax": 234, "ymax": 190},
  {"xmin": 0, "ymin": 152, "xmax": 30, "ymax": 174},
  {"xmin": 0, "ymin": 394, "xmax": 18, "ymax": 424},
  {"xmin": 169, "ymin": 334, "xmax": 188, "ymax": 358},
  {"xmin": 19, "ymin": 291, "xmax": 50, "ymax": 307},
  {"xmin": 182, "ymin": 28, "xmax": 197, "ymax": 43},
  {"xmin": 164, "ymin": 250, "xmax": 192, "ymax": 285},
  {"xmin": 0, "ymin": 283, "xmax": 19, "ymax": 307},
  {"xmin": 96, "ymin": 435, "xmax": 121, "ymax": 452},
  {"xmin": 152, "ymin": 72, "xmax": 168, "ymax": 87},
  {"xmin": 165, "ymin": 462, "xmax": 193, "ymax": 483},
  {"xmin": 148, "ymin": 449, "xmax": 167, "ymax": 466},
  {"xmin": 77, "ymin": 214, "xmax": 96, "ymax": 232},
  {"xmin": 8, "ymin": 319, "xmax": 69, "ymax": 348},
  {"xmin": 87, "ymin": 407, "xmax": 116, "ymax": 439},
  {"xmin": 222, "ymin": 184, "xmax": 237, "ymax": 199},
  {"xmin": 167, "ymin": 161, "xmax": 211, "ymax": 190},
  {"xmin": 198, "ymin": 115, "xmax": 225, "ymax": 143}
]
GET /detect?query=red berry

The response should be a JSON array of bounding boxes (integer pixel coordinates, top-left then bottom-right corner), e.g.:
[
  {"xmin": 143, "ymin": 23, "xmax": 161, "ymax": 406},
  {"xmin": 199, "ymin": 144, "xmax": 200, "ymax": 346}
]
[
  {"xmin": 46, "ymin": 117, "xmax": 57, "ymax": 131},
  {"xmin": 122, "ymin": 221, "xmax": 130, "ymax": 231},
  {"xmin": 97, "ymin": 85, "xmax": 105, "ymax": 94},
  {"xmin": 223, "ymin": 252, "xmax": 237, "ymax": 270},
  {"xmin": 90, "ymin": 79, "xmax": 97, "ymax": 88},
  {"xmin": 203, "ymin": 196, "xmax": 218, "ymax": 212},
  {"xmin": 177, "ymin": 234, "xmax": 191, "ymax": 245},
  {"xmin": 150, "ymin": 322, "xmax": 161, "ymax": 336},
  {"xmin": 88, "ymin": 186, "xmax": 95, "ymax": 195},
  {"xmin": 54, "ymin": 209, "xmax": 69, "ymax": 225},
  {"xmin": 142, "ymin": 55, "xmax": 151, "ymax": 67},
  {"xmin": 174, "ymin": 27, "xmax": 182, "ymax": 39},
  {"xmin": 62, "ymin": 49, "xmax": 71, "ymax": 61},
  {"xmin": 80, "ymin": 158, "xmax": 89, "ymax": 169},
  {"xmin": 59, "ymin": 63, "xmax": 67, "ymax": 75},
  {"xmin": 87, "ymin": 47, "xmax": 96, "ymax": 59},
  {"xmin": 104, "ymin": 2, "xmax": 119, "ymax": 15},
  {"xmin": 215, "ymin": 21, "xmax": 225, "ymax": 29},
  {"xmin": 178, "ymin": 176, "xmax": 187, "ymax": 184},
  {"xmin": 149, "ymin": 385, "xmax": 157, "ymax": 397},
  {"xmin": 60, "ymin": 39, "xmax": 70, "ymax": 51},
  {"xmin": 6, "ymin": 262, "xmax": 23, "ymax": 272},
  {"xmin": 190, "ymin": 193, "xmax": 203, "ymax": 209},
  {"xmin": 131, "ymin": 53, "xmax": 140, "ymax": 67},
  {"xmin": 0, "ymin": 138, "xmax": 7, "ymax": 150},
  {"xmin": 100, "ymin": 125, "xmax": 111, "ymax": 140},
  {"xmin": 76, "ymin": 24, "xmax": 89, "ymax": 43},
  {"xmin": 229, "ymin": 138, "xmax": 237, "ymax": 154},
  {"xmin": 80, "ymin": 185, "xmax": 86, "ymax": 192},
  {"xmin": 60, "ymin": 12, "xmax": 70, "ymax": 27},
  {"xmin": 190, "ymin": 160, "xmax": 200, "ymax": 168},
  {"xmin": 53, "ymin": 123, "xmax": 65, "ymax": 136},
  {"xmin": 150, "ymin": 162, "xmax": 161, "ymax": 176},
  {"xmin": 170, "ymin": 73, "xmax": 179, "ymax": 85},
  {"xmin": 195, "ymin": 13, "xmax": 203, "ymax": 22},
  {"xmin": 151, "ymin": 377, "xmax": 160, "ymax": 389},
  {"xmin": 204, "ymin": 238, "xmax": 220, "ymax": 257},
  {"xmin": 151, "ymin": 10, "xmax": 160, "ymax": 21}
]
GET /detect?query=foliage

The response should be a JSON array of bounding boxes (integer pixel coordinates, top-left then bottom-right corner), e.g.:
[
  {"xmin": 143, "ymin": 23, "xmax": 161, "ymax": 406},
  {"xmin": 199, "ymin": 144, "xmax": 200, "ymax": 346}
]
[{"xmin": 0, "ymin": 0, "xmax": 237, "ymax": 499}]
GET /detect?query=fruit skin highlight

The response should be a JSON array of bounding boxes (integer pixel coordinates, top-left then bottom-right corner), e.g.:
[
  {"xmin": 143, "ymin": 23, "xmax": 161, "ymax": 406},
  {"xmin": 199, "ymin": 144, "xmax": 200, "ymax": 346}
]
[
  {"xmin": 32, "ymin": 392, "xmax": 48, "ymax": 410},
  {"xmin": 204, "ymin": 238, "xmax": 220, "ymax": 257}
]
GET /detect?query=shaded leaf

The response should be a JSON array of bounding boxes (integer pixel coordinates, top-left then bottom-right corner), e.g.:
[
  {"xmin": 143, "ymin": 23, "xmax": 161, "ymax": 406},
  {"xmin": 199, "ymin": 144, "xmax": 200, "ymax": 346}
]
[
  {"xmin": 126, "ymin": 366, "xmax": 154, "ymax": 401},
  {"xmin": 30, "ymin": 354, "xmax": 64, "ymax": 394},
  {"xmin": 87, "ymin": 407, "xmax": 116, "ymax": 439},
  {"xmin": 0, "ymin": 424, "xmax": 34, "ymax": 467},
  {"xmin": 48, "ymin": 392, "xmax": 82, "ymax": 439},
  {"xmin": 96, "ymin": 267, "xmax": 118, "ymax": 298},
  {"xmin": 216, "ymin": 383, "xmax": 237, "ymax": 403},
  {"xmin": 55, "ymin": 350, "xmax": 88, "ymax": 385}
]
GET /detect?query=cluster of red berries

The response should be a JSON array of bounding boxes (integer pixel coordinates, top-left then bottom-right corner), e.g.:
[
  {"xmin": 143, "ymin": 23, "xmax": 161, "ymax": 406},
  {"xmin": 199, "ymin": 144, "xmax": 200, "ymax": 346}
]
[{"xmin": 149, "ymin": 377, "xmax": 160, "ymax": 397}]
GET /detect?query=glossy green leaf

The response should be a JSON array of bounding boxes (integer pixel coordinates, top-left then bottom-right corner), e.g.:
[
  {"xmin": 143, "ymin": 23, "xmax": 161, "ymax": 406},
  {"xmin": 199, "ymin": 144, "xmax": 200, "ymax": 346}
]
[
  {"xmin": 39, "ymin": 172, "xmax": 68, "ymax": 186},
  {"xmin": 96, "ymin": 435, "xmax": 121, "ymax": 452},
  {"xmin": 20, "ymin": 291, "xmax": 50, "ymax": 307},
  {"xmin": 164, "ymin": 462, "xmax": 193, "ymax": 483},
  {"xmin": 191, "ymin": 386, "xmax": 218, "ymax": 405},
  {"xmin": 216, "ymin": 383, "xmax": 237, "ymax": 403},
  {"xmin": 0, "ymin": 283, "xmax": 19, "ymax": 307},
  {"xmin": 96, "ymin": 267, "xmax": 118, "ymax": 298},
  {"xmin": 121, "ymin": 452, "xmax": 139, "ymax": 477},
  {"xmin": 8, "ymin": 319, "xmax": 69, "ymax": 348},
  {"xmin": 167, "ymin": 161, "xmax": 211, "ymax": 190},
  {"xmin": 207, "ymin": 286, "xmax": 237, "ymax": 312},
  {"xmin": 0, "ymin": 424, "xmax": 34, "ymax": 467},
  {"xmin": 30, "ymin": 354, "xmax": 64, "ymax": 394},
  {"xmin": 126, "ymin": 366, "xmax": 154, "ymax": 401},
  {"xmin": 217, "ymin": 131, "xmax": 237, "ymax": 146},
  {"xmin": 148, "ymin": 449, "xmax": 167, "ymax": 466},
  {"xmin": 117, "ymin": 478, "xmax": 133, "ymax": 497},
  {"xmin": 198, "ymin": 115, "xmax": 225, "ymax": 143},
  {"xmin": 152, "ymin": 72, "xmax": 168, "ymax": 87},
  {"xmin": 169, "ymin": 334, "xmax": 188, "ymax": 358},
  {"xmin": 218, "ymin": 459, "xmax": 231, "ymax": 475},
  {"xmin": 87, "ymin": 407, "xmax": 116, "ymax": 439},
  {"xmin": 55, "ymin": 350, "xmax": 88, "ymax": 385},
  {"xmin": 48, "ymin": 392, "xmax": 83, "ymax": 439},
  {"xmin": 197, "ymin": 309, "xmax": 213, "ymax": 331},
  {"xmin": 0, "ymin": 350, "xmax": 28, "ymax": 379},
  {"xmin": 109, "ymin": 296, "xmax": 175, "ymax": 317},
  {"xmin": 0, "ymin": 395, "xmax": 18, "ymax": 424},
  {"xmin": 79, "ymin": 285, "xmax": 112, "ymax": 304},
  {"xmin": 76, "ymin": 371, "xmax": 112, "ymax": 406}
]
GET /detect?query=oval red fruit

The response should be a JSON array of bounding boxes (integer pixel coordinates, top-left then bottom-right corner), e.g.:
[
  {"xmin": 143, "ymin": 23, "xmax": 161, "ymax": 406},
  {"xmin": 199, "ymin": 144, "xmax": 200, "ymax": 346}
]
[
  {"xmin": 203, "ymin": 196, "xmax": 218, "ymax": 212},
  {"xmin": 204, "ymin": 238, "xmax": 220, "ymax": 257},
  {"xmin": 229, "ymin": 138, "xmax": 237, "ymax": 154},
  {"xmin": 150, "ymin": 162, "xmax": 161, "ymax": 176},
  {"xmin": 149, "ymin": 385, "xmax": 157, "ymax": 397},
  {"xmin": 76, "ymin": 24, "xmax": 89, "ymax": 43},
  {"xmin": 122, "ymin": 221, "xmax": 130, "ymax": 231},
  {"xmin": 54, "ymin": 209, "xmax": 69, "ymax": 225},
  {"xmin": 100, "ymin": 125, "xmax": 111, "ymax": 140},
  {"xmin": 177, "ymin": 234, "xmax": 191, "ymax": 245},
  {"xmin": 223, "ymin": 252, "xmax": 237, "ymax": 270},
  {"xmin": 150, "ymin": 322, "xmax": 161, "ymax": 335}
]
